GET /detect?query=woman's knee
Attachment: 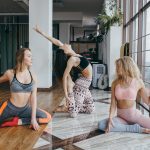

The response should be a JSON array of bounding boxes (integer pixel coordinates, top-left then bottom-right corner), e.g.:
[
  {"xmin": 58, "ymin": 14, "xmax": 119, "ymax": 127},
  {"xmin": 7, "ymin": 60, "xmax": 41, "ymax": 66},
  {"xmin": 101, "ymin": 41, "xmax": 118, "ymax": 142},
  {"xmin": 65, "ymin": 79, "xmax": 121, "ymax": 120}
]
[
  {"xmin": 86, "ymin": 105, "xmax": 95, "ymax": 114},
  {"xmin": 98, "ymin": 119, "xmax": 108, "ymax": 131},
  {"xmin": 45, "ymin": 111, "xmax": 51, "ymax": 122},
  {"xmin": 38, "ymin": 109, "xmax": 51, "ymax": 124}
]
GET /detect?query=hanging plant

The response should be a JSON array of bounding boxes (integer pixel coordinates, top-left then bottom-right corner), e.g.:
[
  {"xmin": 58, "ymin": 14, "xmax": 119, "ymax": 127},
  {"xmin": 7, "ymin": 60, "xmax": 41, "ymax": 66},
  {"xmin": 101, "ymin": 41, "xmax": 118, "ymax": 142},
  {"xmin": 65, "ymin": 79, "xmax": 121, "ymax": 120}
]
[{"xmin": 95, "ymin": 0, "xmax": 123, "ymax": 34}]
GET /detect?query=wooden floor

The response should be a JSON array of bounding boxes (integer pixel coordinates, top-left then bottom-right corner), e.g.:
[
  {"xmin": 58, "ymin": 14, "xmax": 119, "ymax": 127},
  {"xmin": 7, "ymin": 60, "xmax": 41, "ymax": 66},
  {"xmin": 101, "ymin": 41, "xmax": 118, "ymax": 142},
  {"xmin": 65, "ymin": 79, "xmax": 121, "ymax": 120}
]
[
  {"xmin": 1, "ymin": 83, "xmax": 150, "ymax": 149},
  {"xmin": 33, "ymin": 90, "xmax": 150, "ymax": 150},
  {"xmin": 0, "ymin": 82, "xmax": 64, "ymax": 150}
]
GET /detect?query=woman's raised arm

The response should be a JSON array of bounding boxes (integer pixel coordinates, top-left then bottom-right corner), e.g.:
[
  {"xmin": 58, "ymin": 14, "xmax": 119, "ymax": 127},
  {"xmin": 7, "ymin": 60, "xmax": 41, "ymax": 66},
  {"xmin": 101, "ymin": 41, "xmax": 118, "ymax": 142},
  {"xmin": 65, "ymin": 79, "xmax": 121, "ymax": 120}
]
[{"xmin": 33, "ymin": 25, "xmax": 64, "ymax": 47}]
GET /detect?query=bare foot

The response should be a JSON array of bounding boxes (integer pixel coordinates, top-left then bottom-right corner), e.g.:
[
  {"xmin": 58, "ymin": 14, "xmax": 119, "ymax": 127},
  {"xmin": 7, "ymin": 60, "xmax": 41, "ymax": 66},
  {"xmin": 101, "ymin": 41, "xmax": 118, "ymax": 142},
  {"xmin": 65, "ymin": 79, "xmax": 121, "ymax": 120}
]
[
  {"xmin": 142, "ymin": 128, "xmax": 150, "ymax": 134},
  {"xmin": 54, "ymin": 105, "xmax": 68, "ymax": 113}
]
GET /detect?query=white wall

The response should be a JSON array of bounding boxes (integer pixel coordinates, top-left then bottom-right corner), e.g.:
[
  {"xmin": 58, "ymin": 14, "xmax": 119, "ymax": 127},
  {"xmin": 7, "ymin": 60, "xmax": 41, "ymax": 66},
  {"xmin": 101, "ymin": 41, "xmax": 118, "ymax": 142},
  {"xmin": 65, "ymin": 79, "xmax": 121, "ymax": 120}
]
[
  {"xmin": 59, "ymin": 23, "xmax": 70, "ymax": 44},
  {"xmin": 54, "ymin": 12, "xmax": 83, "ymax": 21},
  {"xmin": 29, "ymin": 0, "xmax": 52, "ymax": 88},
  {"xmin": 107, "ymin": 26, "xmax": 122, "ymax": 87},
  {"xmin": 99, "ymin": 35, "xmax": 108, "ymax": 64},
  {"xmin": 100, "ymin": 26, "xmax": 122, "ymax": 87}
]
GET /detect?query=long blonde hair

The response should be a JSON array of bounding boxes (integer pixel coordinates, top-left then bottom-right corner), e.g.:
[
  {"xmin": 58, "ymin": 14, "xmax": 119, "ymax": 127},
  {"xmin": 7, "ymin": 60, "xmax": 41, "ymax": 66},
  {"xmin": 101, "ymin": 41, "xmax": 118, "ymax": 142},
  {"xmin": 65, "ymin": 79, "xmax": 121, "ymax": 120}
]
[
  {"xmin": 114, "ymin": 56, "xmax": 141, "ymax": 86},
  {"xmin": 14, "ymin": 48, "xmax": 31, "ymax": 73}
]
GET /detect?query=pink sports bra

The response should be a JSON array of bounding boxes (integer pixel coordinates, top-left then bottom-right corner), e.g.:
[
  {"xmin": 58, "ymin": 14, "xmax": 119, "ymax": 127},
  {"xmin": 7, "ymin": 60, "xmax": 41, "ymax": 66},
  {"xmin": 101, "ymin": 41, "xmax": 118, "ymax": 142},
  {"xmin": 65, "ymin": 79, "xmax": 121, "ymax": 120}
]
[{"xmin": 115, "ymin": 79, "xmax": 138, "ymax": 101}]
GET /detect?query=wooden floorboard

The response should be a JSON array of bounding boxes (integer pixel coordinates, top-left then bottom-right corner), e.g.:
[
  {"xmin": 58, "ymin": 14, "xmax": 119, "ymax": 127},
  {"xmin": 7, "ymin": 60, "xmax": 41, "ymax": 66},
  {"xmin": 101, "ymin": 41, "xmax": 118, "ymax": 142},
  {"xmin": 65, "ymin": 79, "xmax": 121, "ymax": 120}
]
[{"xmin": 0, "ymin": 82, "xmax": 64, "ymax": 150}]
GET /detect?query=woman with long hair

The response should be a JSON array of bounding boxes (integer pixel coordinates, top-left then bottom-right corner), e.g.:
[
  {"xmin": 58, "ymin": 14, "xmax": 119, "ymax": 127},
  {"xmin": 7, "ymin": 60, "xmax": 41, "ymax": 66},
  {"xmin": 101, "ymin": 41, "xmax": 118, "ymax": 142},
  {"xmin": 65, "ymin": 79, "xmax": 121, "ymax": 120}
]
[
  {"xmin": 34, "ymin": 26, "xmax": 95, "ymax": 117},
  {"xmin": 99, "ymin": 56, "xmax": 150, "ymax": 134},
  {"xmin": 0, "ymin": 48, "xmax": 51, "ymax": 130}
]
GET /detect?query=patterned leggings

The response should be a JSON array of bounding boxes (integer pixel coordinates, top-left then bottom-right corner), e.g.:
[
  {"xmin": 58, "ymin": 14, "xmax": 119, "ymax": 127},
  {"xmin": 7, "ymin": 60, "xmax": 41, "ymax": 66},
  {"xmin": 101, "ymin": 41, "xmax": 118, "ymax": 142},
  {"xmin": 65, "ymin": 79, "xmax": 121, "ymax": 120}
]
[{"xmin": 67, "ymin": 77, "xmax": 95, "ymax": 118}]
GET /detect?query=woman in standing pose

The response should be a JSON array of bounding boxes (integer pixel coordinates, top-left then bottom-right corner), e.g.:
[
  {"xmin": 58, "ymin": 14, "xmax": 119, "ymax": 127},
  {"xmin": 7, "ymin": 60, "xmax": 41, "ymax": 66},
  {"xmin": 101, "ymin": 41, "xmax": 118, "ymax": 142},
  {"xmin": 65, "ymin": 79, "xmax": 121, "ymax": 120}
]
[
  {"xmin": 99, "ymin": 56, "xmax": 150, "ymax": 134},
  {"xmin": 0, "ymin": 48, "xmax": 51, "ymax": 130},
  {"xmin": 34, "ymin": 26, "xmax": 95, "ymax": 117}
]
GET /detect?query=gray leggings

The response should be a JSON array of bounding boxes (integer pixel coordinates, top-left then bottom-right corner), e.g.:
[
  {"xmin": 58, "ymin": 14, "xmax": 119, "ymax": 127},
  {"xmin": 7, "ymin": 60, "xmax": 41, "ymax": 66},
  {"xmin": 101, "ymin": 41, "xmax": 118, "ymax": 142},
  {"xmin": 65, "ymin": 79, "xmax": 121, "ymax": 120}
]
[
  {"xmin": 99, "ymin": 117, "xmax": 143, "ymax": 133},
  {"xmin": 0, "ymin": 100, "xmax": 50, "ymax": 125}
]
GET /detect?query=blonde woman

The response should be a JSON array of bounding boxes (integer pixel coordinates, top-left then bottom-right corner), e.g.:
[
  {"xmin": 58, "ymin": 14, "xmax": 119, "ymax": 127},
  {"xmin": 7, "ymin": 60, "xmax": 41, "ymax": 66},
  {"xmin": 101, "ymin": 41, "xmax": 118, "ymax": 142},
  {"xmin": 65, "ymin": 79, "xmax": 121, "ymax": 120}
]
[
  {"xmin": 99, "ymin": 56, "xmax": 150, "ymax": 134},
  {"xmin": 0, "ymin": 48, "xmax": 51, "ymax": 130}
]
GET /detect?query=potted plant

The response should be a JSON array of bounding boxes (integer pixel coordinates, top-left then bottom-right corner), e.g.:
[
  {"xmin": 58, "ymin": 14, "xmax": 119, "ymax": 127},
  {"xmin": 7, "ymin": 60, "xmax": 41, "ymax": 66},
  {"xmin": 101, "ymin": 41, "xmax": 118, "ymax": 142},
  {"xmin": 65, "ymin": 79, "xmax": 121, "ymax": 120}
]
[{"xmin": 95, "ymin": 0, "xmax": 123, "ymax": 34}]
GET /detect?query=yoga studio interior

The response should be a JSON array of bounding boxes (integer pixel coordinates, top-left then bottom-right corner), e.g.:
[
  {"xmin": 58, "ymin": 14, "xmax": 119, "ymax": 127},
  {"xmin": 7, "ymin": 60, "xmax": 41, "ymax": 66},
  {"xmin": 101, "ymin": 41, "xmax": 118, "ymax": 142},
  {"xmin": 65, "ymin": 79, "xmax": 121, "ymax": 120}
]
[{"xmin": 0, "ymin": 0, "xmax": 150, "ymax": 149}]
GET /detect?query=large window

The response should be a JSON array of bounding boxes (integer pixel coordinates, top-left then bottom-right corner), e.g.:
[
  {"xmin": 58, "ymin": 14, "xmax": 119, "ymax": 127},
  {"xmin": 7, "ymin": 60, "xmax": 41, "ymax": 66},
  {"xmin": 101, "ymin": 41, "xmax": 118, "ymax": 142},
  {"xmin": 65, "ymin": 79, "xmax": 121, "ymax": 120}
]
[
  {"xmin": 0, "ymin": 15, "xmax": 29, "ymax": 74},
  {"xmin": 131, "ymin": 17, "xmax": 138, "ymax": 63},
  {"xmin": 142, "ymin": 6, "xmax": 150, "ymax": 86},
  {"xmin": 123, "ymin": 0, "xmax": 150, "ymax": 115}
]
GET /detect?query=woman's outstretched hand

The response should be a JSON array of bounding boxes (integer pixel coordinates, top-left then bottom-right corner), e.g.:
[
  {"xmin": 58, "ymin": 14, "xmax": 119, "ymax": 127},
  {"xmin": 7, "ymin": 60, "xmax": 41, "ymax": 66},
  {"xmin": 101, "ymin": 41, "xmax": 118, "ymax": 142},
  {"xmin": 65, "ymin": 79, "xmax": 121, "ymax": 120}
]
[
  {"xmin": 33, "ymin": 25, "xmax": 44, "ymax": 35},
  {"xmin": 33, "ymin": 25, "xmax": 64, "ymax": 47}
]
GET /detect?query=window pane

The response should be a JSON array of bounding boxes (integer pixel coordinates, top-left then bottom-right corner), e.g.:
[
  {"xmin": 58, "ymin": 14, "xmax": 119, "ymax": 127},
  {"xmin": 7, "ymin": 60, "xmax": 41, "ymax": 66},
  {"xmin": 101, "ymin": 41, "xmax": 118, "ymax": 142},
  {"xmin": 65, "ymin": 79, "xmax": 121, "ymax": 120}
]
[
  {"xmin": 142, "ymin": 9, "xmax": 146, "ymax": 51},
  {"xmin": 142, "ymin": 36, "xmax": 146, "ymax": 51},
  {"xmin": 133, "ymin": 40, "xmax": 138, "ymax": 53},
  {"xmin": 126, "ymin": 25, "xmax": 129, "ymax": 42},
  {"xmin": 145, "ymin": 35, "xmax": 150, "ymax": 50},
  {"xmin": 143, "ymin": 67, "xmax": 150, "ymax": 83},
  {"xmin": 146, "ymin": 7, "xmax": 150, "ymax": 34},
  {"xmin": 131, "ymin": 18, "xmax": 138, "ymax": 55},
  {"xmin": 142, "ymin": 50, "xmax": 150, "ymax": 66},
  {"xmin": 131, "ymin": 52, "xmax": 137, "ymax": 63},
  {"xmin": 126, "ymin": 0, "xmax": 130, "ymax": 23},
  {"xmin": 132, "ymin": 18, "xmax": 138, "ymax": 40},
  {"xmin": 133, "ymin": 0, "xmax": 139, "ymax": 15}
]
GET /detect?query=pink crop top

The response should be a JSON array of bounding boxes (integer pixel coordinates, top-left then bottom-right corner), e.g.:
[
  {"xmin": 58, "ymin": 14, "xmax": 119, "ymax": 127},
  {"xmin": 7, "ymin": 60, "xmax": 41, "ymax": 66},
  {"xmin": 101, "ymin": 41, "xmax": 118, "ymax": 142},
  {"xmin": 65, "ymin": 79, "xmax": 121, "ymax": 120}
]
[{"xmin": 115, "ymin": 79, "xmax": 138, "ymax": 101}]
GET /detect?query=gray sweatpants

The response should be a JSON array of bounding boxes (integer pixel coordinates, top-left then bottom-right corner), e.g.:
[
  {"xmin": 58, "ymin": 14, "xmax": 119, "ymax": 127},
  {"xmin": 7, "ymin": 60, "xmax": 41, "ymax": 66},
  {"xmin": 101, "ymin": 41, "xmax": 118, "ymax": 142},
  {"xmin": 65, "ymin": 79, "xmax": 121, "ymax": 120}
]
[{"xmin": 99, "ymin": 117, "xmax": 143, "ymax": 133}]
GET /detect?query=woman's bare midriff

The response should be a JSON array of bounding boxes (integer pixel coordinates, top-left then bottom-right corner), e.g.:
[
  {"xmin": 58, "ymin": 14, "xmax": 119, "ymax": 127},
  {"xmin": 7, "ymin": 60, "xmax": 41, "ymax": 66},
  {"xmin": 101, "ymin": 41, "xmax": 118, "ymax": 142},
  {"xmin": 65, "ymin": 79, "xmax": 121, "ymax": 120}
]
[
  {"xmin": 10, "ymin": 93, "xmax": 31, "ymax": 107},
  {"xmin": 82, "ymin": 65, "xmax": 92, "ymax": 79},
  {"xmin": 117, "ymin": 99, "xmax": 135, "ymax": 109}
]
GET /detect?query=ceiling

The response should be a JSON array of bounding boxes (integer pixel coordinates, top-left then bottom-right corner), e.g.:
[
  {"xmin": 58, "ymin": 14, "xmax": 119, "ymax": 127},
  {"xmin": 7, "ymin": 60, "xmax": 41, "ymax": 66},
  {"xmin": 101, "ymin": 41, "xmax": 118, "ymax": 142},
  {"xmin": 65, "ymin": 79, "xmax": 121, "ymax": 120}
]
[
  {"xmin": 0, "ymin": 0, "xmax": 29, "ymax": 13},
  {"xmin": 0, "ymin": 0, "xmax": 104, "ymax": 26},
  {"xmin": 54, "ymin": 0, "xmax": 104, "ymax": 15},
  {"xmin": 0, "ymin": 0, "xmax": 104, "ymax": 14}
]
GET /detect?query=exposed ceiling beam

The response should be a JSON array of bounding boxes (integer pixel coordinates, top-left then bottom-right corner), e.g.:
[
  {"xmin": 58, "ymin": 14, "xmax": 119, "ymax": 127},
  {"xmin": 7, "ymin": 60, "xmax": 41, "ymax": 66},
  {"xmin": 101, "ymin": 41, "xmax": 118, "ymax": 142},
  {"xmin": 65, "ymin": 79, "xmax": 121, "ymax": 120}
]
[
  {"xmin": 53, "ymin": 0, "xmax": 63, "ymax": 3},
  {"xmin": 0, "ymin": 13, "xmax": 28, "ymax": 15},
  {"xmin": 53, "ymin": 0, "xmax": 64, "ymax": 7}
]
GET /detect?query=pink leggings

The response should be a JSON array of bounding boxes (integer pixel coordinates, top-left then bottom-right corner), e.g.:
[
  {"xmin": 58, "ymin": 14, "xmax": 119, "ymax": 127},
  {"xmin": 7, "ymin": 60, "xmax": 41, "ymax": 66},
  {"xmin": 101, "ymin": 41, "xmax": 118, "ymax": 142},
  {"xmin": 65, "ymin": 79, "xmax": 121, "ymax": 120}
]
[
  {"xmin": 67, "ymin": 77, "xmax": 95, "ymax": 118},
  {"xmin": 117, "ymin": 108, "xmax": 150, "ymax": 129},
  {"xmin": 99, "ymin": 108, "xmax": 150, "ymax": 133}
]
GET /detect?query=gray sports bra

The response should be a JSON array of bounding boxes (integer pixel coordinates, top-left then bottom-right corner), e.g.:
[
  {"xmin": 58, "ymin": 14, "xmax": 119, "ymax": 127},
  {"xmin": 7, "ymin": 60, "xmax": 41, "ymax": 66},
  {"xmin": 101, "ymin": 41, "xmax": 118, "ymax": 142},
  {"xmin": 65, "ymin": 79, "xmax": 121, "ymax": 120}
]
[{"xmin": 10, "ymin": 70, "xmax": 34, "ymax": 93}]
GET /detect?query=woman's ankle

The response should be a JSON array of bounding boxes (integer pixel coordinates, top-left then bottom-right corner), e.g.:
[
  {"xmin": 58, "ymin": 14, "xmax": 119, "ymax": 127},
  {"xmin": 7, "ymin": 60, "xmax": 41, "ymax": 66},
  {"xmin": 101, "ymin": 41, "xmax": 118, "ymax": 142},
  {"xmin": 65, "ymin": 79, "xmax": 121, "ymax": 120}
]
[{"xmin": 142, "ymin": 128, "xmax": 150, "ymax": 134}]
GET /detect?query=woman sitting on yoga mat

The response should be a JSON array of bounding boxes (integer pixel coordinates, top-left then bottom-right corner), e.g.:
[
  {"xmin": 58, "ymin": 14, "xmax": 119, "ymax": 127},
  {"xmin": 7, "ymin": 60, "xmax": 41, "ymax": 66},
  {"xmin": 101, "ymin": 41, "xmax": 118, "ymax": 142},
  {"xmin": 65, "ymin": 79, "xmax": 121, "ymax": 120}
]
[
  {"xmin": 0, "ymin": 48, "xmax": 51, "ymax": 130},
  {"xmin": 99, "ymin": 56, "xmax": 150, "ymax": 134}
]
